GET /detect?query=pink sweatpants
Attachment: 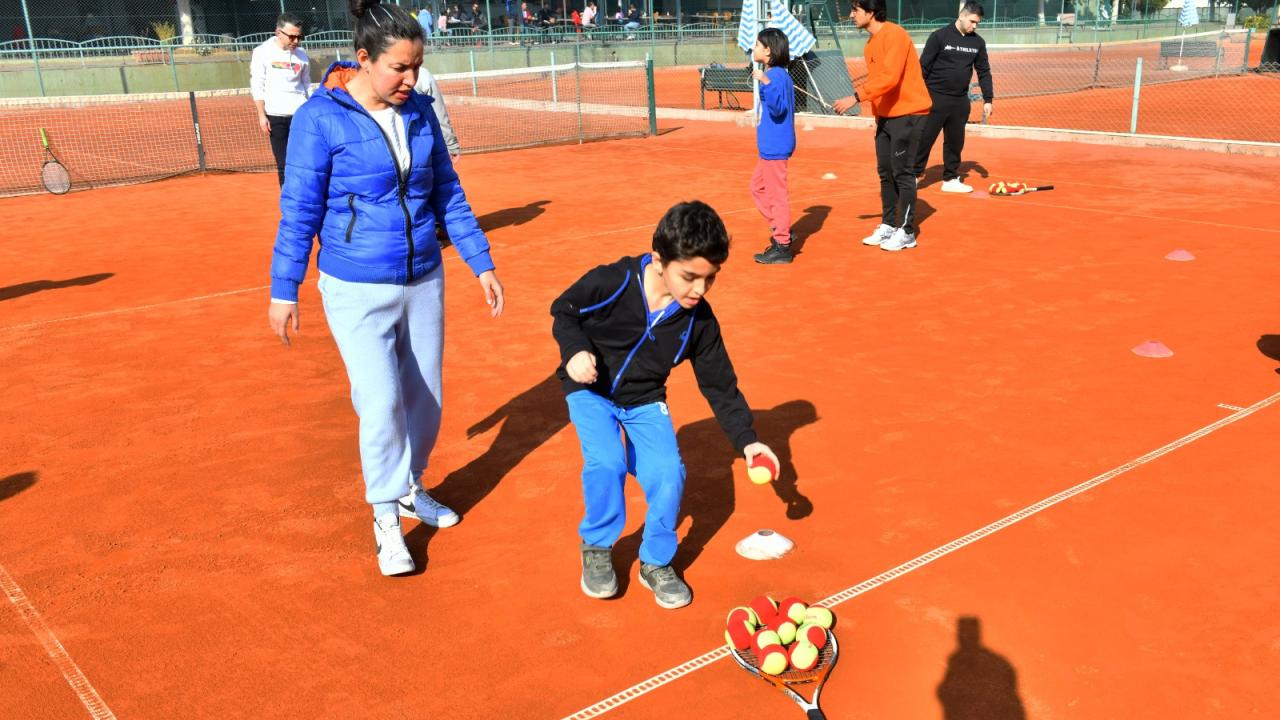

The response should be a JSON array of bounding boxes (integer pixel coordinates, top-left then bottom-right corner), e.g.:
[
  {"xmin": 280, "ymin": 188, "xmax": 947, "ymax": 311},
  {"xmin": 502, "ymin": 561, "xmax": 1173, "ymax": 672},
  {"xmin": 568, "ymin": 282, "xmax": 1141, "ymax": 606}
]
[{"xmin": 750, "ymin": 158, "xmax": 791, "ymax": 246}]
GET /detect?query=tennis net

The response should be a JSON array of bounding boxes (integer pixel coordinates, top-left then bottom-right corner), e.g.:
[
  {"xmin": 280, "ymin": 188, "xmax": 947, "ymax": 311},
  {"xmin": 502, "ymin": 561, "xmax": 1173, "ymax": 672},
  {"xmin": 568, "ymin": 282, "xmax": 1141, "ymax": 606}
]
[{"xmin": 0, "ymin": 59, "xmax": 654, "ymax": 196}]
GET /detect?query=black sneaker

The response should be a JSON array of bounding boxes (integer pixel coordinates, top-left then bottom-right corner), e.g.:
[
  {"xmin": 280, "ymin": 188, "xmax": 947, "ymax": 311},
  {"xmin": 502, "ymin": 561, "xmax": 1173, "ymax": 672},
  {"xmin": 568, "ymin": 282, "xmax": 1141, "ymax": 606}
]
[
  {"xmin": 580, "ymin": 544, "xmax": 617, "ymax": 599},
  {"xmin": 754, "ymin": 240, "xmax": 794, "ymax": 265},
  {"xmin": 638, "ymin": 562, "xmax": 692, "ymax": 609}
]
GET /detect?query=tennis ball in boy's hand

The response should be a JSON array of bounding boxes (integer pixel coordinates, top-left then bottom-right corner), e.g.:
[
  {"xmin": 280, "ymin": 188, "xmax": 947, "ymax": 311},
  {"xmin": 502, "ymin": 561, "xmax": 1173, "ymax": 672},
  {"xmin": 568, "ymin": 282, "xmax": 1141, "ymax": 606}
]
[{"xmin": 747, "ymin": 455, "xmax": 778, "ymax": 484}]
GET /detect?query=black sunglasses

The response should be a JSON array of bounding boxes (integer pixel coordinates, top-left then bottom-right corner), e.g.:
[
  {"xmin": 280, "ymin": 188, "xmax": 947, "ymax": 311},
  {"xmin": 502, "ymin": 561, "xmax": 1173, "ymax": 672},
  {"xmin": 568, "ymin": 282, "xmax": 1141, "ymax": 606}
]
[{"xmin": 277, "ymin": 29, "xmax": 304, "ymax": 41}]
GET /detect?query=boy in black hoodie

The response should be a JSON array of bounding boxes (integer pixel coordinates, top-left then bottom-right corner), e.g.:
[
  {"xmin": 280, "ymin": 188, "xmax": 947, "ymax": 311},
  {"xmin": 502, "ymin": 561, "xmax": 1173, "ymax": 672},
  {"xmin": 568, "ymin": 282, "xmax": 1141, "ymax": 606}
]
[{"xmin": 551, "ymin": 201, "xmax": 779, "ymax": 609}]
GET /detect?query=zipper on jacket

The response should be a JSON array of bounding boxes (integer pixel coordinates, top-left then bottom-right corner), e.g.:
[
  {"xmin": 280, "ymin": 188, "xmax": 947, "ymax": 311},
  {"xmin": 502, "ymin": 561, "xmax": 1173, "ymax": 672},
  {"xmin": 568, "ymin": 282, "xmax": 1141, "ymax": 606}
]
[
  {"xmin": 368, "ymin": 112, "xmax": 416, "ymax": 282},
  {"xmin": 344, "ymin": 194, "xmax": 357, "ymax": 242}
]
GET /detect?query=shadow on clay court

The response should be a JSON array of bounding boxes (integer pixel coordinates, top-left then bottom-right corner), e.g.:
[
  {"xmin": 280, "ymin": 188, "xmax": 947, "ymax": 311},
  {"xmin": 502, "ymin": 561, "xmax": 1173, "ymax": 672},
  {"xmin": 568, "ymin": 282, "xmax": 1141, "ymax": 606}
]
[
  {"xmin": 476, "ymin": 200, "xmax": 551, "ymax": 233},
  {"xmin": 936, "ymin": 616, "xmax": 1028, "ymax": 720},
  {"xmin": 1257, "ymin": 335, "xmax": 1280, "ymax": 374},
  {"xmin": 611, "ymin": 399, "xmax": 819, "ymax": 597},
  {"xmin": 790, "ymin": 205, "xmax": 832, "ymax": 256},
  {"xmin": 0, "ymin": 472, "xmax": 37, "ymax": 503},
  {"xmin": 918, "ymin": 160, "xmax": 990, "ymax": 190},
  {"xmin": 0, "ymin": 273, "xmax": 114, "ymax": 303}
]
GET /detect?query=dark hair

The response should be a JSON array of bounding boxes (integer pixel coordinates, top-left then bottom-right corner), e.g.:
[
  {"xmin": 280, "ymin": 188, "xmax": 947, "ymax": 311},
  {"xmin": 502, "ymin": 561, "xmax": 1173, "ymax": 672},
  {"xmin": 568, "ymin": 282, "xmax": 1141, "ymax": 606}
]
[
  {"xmin": 348, "ymin": 0, "xmax": 424, "ymax": 60},
  {"xmin": 652, "ymin": 201, "xmax": 730, "ymax": 266},
  {"xmin": 277, "ymin": 12, "xmax": 304, "ymax": 30},
  {"xmin": 756, "ymin": 27, "xmax": 790, "ymax": 68},
  {"xmin": 960, "ymin": 1, "xmax": 984, "ymax": 17},
  {"xmin": 851, "ymin": 0, "xmax": 887, "ymax": 22}
]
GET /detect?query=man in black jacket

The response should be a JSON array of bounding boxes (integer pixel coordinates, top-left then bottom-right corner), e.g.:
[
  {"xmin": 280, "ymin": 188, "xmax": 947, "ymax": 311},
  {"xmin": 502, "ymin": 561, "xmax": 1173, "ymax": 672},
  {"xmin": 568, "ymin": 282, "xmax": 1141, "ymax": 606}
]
[
  {"xmin": 551, "ymin": 201, "xmax": 779, "ymax": 610},
  {"xmin": 913, "ymin": 1, "xmax": 994, "ymax": 193}
]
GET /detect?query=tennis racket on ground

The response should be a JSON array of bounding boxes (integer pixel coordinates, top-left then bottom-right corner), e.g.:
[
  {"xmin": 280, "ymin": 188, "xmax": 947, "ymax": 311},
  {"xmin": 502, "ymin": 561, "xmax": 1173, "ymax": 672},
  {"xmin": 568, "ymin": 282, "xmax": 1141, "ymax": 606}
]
[
  {"xmin": 988, "ymin": 181, "xmax": 1054, "ymax": 196},
  {"xmin": 39, "ymin": 128, "xmax": 71, "ymax": 195},
  {"xmin": 729, "ymin": 629, "xmax": 839, "ymax": 719}
]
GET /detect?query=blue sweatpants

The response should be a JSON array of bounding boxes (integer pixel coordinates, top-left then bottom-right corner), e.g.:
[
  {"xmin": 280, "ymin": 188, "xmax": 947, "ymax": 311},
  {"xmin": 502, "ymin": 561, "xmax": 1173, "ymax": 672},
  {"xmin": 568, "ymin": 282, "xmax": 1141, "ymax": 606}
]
[
  {"xmin": 566, "ymin": 390, "xmax": 686, "ymax": 566},
  {"xmin": 318, "ymin": 266, "xmax": 444, "ymax": 508}
]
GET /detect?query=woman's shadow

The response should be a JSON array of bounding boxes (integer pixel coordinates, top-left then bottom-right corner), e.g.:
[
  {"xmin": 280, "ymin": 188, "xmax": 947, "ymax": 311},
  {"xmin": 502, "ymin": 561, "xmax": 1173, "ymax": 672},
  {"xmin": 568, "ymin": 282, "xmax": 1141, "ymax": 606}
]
[
  {"xmin": 612, "ymin": 399, "xmax": 819, "ymax": 594},
  {"xmin": 1257, "ymin": 335, "xmax": 1280, "ymax": 374},
  {"xmin": 404, "ymin": 373, "xmax": 567, "ymax": 562},
  {"xmin": 0, "ymin": 472, "xmax": 37, "ymax": 502},
  {"xmin": 936, "ymin": 616, "xmax": 1027, "ymax": 720}
]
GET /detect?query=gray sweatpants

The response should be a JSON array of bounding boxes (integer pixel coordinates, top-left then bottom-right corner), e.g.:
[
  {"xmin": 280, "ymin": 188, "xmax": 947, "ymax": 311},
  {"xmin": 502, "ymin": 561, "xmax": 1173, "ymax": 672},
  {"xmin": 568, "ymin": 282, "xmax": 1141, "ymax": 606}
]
[{"xmin": 318, "ymin": 265, "xmax": 445, "ymax": 508}]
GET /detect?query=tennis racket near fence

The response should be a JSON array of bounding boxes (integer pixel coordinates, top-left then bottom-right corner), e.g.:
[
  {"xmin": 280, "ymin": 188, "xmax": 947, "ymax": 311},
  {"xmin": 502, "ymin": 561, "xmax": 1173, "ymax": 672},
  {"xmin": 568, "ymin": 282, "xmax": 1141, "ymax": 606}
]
[
  {"xmin": 729, "ymin": 629, "xmax": 839, "ymax": 719},
  {"xmin": 39, "ymin": 128, "xmax": 71, "ymax": 195}
]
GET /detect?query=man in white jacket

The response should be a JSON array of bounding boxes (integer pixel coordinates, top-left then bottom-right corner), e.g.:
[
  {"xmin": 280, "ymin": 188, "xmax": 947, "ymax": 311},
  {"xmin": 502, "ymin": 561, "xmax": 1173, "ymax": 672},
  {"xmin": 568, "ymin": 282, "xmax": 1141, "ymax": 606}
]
[{"xmin": 250, "ymin": 13, "xmax": 310, "ymax": 186}]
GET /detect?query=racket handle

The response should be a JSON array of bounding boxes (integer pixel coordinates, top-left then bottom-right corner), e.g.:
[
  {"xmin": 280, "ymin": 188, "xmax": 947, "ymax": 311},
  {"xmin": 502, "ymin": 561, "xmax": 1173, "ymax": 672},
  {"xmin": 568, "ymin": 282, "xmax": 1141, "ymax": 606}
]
[
  {"xmin": 806, "ymin": 710, "xmax": 827, "ymax": 720},
  {"xmin": 39, "ymin": 128, "xmax": 49, "ymax": 148}
]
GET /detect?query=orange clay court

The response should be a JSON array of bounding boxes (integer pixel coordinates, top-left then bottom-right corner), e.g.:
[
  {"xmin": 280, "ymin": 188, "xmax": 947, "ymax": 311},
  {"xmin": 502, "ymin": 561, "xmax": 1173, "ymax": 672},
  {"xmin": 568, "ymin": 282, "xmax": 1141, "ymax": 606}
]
[{"xmin": 2, "ymin": 119, "xmax": 1280, "ymax": 719}]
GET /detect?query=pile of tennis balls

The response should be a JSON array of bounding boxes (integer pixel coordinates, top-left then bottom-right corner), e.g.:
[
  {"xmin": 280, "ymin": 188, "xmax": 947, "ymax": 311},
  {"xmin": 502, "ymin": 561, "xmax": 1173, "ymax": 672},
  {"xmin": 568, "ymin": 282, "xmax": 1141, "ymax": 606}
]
[{"xmin": 724, "ymin": 596, "xmax": 834, "ymax": 675}]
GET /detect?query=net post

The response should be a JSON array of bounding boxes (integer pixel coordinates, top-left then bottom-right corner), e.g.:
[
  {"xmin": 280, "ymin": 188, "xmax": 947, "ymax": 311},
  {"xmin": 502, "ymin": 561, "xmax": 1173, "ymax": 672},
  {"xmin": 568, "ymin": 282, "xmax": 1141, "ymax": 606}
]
[
  {"xmin": 1092, "ymin": 41, "xmax": 1101, "ymax": 86},
  {"xmin": 469, "ymin": 51, "xmax": 479, "ymax": 96},
  {"xmin": 188, "ymin": 92, "xmax": 207, "ymax": 172},
  {"xmin": 170, "ymin": 46, "xmax": 181, "ymax": 90},
  {"xmin": 1129, "ymin": 56, "xmax": 1142, "ymax": 134},
  {"xmin": 551, "ymin": 52, "xmax": 558, "ymax": 104},
  {"xmin": 1242, "ymin": 28, "xmax": 1252, "ymax": 72},
  {"xmin": 575, "ymin": 59, "xmax": 584, "ymax": 143},
  {"xmin": 646, "ymin": 54, "xmax": 658, "ymax": 136}
]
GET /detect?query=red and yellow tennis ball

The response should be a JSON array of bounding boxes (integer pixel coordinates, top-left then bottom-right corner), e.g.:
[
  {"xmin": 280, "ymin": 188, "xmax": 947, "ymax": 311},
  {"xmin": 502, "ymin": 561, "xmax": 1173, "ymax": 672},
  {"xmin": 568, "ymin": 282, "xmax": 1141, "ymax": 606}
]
[
  {"xmin": 757, "ymin": 645, "xmax": 789, "ymax": 675},
  {"xmin": 789, "ymin": 641, "xmax": 820, "ymax": 671},
  {"xmin": 726, "ymin": 606, "xmax": 759, "ymax": 630},
  {"xmin": 752, "ymin": 629, "xmax": 782, "ymax": 653},
  {"xmin": 778, "ymin": 597, "xmax": 808, "ymax": 625},
  {"xmin": 804, "ymin": 605, "xmax": 834, "ymax": 629},
  {"xmin": 747, "ymin": 455, "xmax": 778, "ymax": 484},
  {"xmin": 725, "ymin": 620, "xmax": 755, "ymax": 650},
  {"xmin": 797, "ymin": 622, "xmax": 828, "ymax": 649},
  {"xmin": 775, "ymin": 620, "xmax": 798, "ymax": 646},
  {"xmin": 750, "ymin": 595, "xmax": 779, "ymax": 626}
]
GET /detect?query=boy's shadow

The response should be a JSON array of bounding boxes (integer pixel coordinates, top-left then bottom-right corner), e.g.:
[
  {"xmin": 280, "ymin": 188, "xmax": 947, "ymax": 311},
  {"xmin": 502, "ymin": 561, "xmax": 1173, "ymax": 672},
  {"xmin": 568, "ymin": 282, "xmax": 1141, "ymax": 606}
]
[
  {"xmin": 790, "ymin": 205, "xmax": 831, "ymax": 255},
  {"xmin": 936, "ymin": 616, "xmax": 1027, "ymax": 720},
  {"xmin": 0, "ymin": 273, "xmax": 113, "ymax": 302},
  {"xmin": 612, "ymin": 399, "xmax": 818, "ymax": 594},
  {"xmin": 477, "ymin": 200, "xmax": 551, "ymax": 232},
  {"xmin": 1257, "ymin": 335, "xmax": 1280, "ymax": 374},
  {"xmin": 404, "ymin": 373, "xmax": 567, "ymax": 563}
]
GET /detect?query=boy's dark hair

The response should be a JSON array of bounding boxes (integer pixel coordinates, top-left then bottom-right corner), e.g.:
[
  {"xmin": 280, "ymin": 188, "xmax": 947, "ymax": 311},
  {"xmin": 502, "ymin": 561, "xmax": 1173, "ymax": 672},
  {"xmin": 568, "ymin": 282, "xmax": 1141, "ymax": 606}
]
[
  {"xmin": 348, "ymin": 0, "xmax": 424, "ymax": 61},
  {"xmin": 277, "ymin": 12, "xmax": 305, "ymax": 30},
  {"xmin": 652, "ymin": 201, "xmax": 730, "ymax": 266},
  {"xmin": 960, "ymin": 1, "xmax": 984, "ymax": 17},
  {"xmin": 852, "ymin": 0, "xmax": 887, "ymax": 22},
  {"xmin": 756, "ymin": 28, "xmax": 790, "ymax": 68}
]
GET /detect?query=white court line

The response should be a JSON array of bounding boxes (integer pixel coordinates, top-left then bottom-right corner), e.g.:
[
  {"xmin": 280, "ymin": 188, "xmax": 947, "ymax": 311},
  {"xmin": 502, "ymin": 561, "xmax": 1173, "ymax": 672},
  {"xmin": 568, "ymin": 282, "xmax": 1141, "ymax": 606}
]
[
  {"xmin": 1218, "ymin": 403, "xmax": 1247, "ymax": 412},
  {"xmin": 560, "ymin": 390, "xmax": 1280, "ymax": 720},
  {"xmin": 0, "ymin": 286, "xmax": 269, "ymax": 332},
  {"xmin": 0, "ymin": 563, "xmax": 117, "ymax": 720}
]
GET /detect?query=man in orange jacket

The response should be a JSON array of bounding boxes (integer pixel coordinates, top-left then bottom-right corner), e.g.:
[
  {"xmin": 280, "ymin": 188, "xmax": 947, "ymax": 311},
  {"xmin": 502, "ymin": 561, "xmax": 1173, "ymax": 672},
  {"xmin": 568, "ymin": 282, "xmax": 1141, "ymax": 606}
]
[{"xmin": 834, "ymin": 0, "xmax": 932, "ymax": 252}]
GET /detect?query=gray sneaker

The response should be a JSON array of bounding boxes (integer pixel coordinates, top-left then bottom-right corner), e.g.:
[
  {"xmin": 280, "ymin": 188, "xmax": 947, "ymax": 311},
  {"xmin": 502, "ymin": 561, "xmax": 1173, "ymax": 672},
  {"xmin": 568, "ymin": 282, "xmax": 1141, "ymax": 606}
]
[
  {"xmin": 580, "ymin": 544, "xmax": 618, "ymax": 599},
  {"xmin": 638, "ymin": 563, "xmax": 692, "ymax": 609}
]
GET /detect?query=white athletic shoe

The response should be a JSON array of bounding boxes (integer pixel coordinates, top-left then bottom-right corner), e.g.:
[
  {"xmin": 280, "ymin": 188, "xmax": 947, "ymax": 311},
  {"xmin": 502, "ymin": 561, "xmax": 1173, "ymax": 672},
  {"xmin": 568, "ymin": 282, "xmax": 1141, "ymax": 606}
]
[
  {"xmin": 398, "ymin": 485, "xmax": 460, "ymax": 528},
  {"xmin": 861, "ymin": 223, "xmax": 895, "ymax": 246},
  {"xmin": 940, "ymin": 178, "xmax": 974, "ymax": 193},
  {"xmin": 373, "ymin": 514, "xmax": 415, "ymax": 576},
  {"xmin": 880, "ymin": 228, "xmax": 918, "ymax": 252}
]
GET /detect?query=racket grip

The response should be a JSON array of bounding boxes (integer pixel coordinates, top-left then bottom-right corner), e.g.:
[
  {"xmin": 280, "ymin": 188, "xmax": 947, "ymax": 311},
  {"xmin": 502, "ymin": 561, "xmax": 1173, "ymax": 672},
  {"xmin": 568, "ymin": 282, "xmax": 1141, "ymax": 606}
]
[
  {"xmin": 806, "ymin": 710, "xmax": 827, "ymax": 720},
  {"xmin": 39, "ymin": 128, "xmax": 49, "ymax": 146}
]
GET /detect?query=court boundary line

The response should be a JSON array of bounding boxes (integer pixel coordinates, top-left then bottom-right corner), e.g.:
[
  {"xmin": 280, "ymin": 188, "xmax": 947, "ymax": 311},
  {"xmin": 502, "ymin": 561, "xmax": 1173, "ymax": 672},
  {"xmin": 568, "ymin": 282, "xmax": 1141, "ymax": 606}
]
[
  {"xmin": 559, "ymin": 389, "xmax": 1280, "ymax": 719},
  {"xmin": 0, "ymin": 563, "xmax": 117, "ymax": 720}
]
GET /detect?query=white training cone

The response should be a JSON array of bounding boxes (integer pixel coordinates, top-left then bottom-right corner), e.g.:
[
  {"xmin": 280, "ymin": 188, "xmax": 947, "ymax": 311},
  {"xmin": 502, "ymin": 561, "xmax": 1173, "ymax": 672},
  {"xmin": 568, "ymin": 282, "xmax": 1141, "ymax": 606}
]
[
  {"xmin": 821, "ymin": 172, "xmax": 837, "ymax": 180},
  {"xmin": 735, "ymin": 529, "xmax": 795, "ymax": 560},
  {"xmin": 1132, "ymin": 340, "xmax": 1174, "ymax": 358},
  {"xmin": 1165, "ymin": 249, "xmax": 1195, "ymax": 262}
]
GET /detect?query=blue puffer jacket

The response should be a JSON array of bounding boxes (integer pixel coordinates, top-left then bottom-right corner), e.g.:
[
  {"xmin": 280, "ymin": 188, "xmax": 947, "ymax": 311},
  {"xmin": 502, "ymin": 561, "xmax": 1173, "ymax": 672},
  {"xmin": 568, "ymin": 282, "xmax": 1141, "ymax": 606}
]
[{"xmin": 270, "ymin": 61, "xmax": 494, "ymax": 302}]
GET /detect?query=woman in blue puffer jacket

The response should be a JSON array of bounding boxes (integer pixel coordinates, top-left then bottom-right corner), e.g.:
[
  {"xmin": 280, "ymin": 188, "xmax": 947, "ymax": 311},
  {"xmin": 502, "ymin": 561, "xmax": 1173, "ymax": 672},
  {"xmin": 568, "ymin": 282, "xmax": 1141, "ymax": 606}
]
[{"xmin": 267, "ymin": 0, "xmax": 505, "ymax": 577}]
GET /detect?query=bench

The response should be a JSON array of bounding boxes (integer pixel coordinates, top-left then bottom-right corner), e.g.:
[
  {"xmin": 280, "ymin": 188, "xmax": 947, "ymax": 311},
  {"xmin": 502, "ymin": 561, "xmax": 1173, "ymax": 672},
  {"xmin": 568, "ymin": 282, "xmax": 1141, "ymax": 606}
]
[
  {"xmin": 1159, "ymin": 39, "xmax": 1220, "ymax": 68},
  {"xmin": 700, "ymin": 65, "xmax": 752, "ymax": 110}
]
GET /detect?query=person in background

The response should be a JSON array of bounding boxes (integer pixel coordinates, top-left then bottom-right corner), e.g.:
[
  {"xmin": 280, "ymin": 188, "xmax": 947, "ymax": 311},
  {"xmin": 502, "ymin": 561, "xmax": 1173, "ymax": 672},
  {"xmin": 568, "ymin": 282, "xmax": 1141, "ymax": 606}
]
[{"xmin": 250, "ymin": 12, "xmax": 310, "ymax": 186}]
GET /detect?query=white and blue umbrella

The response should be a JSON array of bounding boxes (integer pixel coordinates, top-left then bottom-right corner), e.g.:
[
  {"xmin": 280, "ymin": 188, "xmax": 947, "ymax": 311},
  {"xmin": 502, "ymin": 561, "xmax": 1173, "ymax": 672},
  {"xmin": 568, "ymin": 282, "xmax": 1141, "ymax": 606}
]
[
  {"xmin": 1179, "ymin": 0, "xmax": 1200, "ymax": 27},
  {"xmin": 737, "ymin": 0, "xmax": 816, "ymax": 56}
]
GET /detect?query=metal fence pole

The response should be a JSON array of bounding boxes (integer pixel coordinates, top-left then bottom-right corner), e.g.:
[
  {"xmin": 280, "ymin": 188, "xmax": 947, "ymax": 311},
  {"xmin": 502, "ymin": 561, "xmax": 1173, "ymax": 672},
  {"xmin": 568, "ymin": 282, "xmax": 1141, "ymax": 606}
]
[
  {"xmin": 170, "ymin": 46, "xmax": 181, "ymax": 90},
  {"xmin": 18, "ymin": 0, "xmax": 44, "ymax": 96},
  {"xmin": 1129, "ymin": 56, "xmax": 1142, "ymax": 134}
]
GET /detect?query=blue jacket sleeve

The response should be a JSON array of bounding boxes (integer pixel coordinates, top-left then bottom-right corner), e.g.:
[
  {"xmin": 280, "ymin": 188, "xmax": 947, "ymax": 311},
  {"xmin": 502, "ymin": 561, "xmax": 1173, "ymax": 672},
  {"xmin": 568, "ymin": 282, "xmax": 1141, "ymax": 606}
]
[
  {"xmin": 426, "ymin": 104, "xmax": 495, "ymax": 277},
  {"xmin": 270, "ymin": 104, "xmax": 331, "ymax": 302},
  {"xmin": 762, "ymin": 68, "xmax": 790, "ymax": 119}
]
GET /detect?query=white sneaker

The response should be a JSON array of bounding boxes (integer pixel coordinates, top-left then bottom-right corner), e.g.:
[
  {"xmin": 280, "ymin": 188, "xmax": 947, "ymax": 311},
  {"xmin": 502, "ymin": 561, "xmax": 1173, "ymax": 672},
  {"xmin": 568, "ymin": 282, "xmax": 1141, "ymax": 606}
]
[
  {"xmin": 373, "ymin": 514, "xmax": 415, "ymax": 576},
  {"xmin": 940, "ymin": 178, "xmax": 973, "ymax": 193},
  {"xmin": 398, "ymin": 485, "xmax": 460, "ymax": 528},
  {"xmin": 880, "ymin": 228, "xmax": 917, "ymax": 252},
  {"xmin": 861, "ymin": 223, "xmax": 895, "ymax": 246}
]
